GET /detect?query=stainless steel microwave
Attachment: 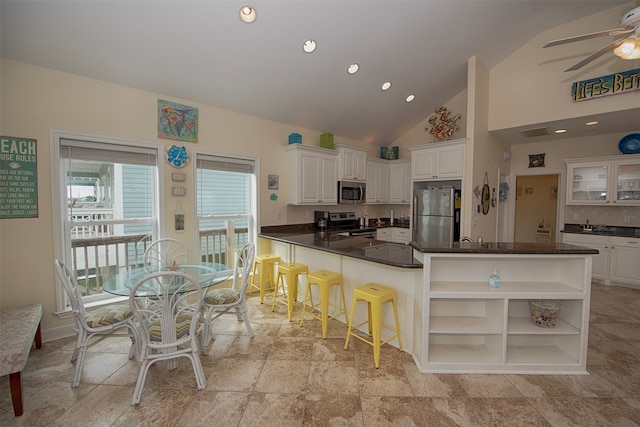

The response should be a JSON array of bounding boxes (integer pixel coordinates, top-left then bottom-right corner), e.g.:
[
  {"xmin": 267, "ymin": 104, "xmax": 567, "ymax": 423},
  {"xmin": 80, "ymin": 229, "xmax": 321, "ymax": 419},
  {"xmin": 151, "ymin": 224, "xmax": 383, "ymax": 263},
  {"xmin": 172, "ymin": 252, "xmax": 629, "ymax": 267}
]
[{"xmin": 338, "ymin": 181, "xmax": 366, "ymax": 204}]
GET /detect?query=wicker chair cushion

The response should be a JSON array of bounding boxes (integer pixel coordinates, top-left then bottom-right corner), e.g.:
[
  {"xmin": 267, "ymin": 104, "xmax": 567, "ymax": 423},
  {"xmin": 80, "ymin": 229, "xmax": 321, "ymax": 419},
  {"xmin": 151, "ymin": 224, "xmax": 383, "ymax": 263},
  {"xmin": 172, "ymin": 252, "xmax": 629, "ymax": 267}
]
[
  {"xmin": 85, "ymin": 304, "xmax": 133, "ymax": 328},
  {"xmin": 203, "ymin": 289, "xmax": 240, "ymax": 306},
  {"xmin": 148, "ymin": 312, "xmax": 193, "ymax": 342}
]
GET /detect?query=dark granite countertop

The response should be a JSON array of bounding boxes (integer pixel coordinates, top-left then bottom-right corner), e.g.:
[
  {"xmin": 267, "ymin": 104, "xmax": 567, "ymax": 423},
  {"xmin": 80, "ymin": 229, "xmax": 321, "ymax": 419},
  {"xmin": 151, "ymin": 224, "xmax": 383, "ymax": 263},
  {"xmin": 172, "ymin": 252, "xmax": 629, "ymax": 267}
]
[
  {"xmin": 561, "ymin": 224, "xmax": 640, "ymax": 238},
  {"xmin": 260, "ymin": 228, "xmax": 422, "ymax": 268},
  {"xmin": 260, "ymin": 225, "xmax": 599, "ymax": 267},
  {"xmin": 411, "ymin": 241, "xmax": 599, "ymax": 255}
]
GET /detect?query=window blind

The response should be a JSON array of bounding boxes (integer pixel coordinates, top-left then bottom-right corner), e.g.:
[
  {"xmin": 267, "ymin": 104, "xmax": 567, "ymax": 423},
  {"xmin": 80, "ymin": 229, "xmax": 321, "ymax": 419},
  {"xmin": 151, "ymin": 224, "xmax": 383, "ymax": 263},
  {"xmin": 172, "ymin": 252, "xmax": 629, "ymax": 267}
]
[
  {"xmin": 196, "ymin": 155, "xmax": 254, "ymax": 174},
  {"xmin": 60, "ymin": 138, "xmax": 157, "ymax": 165}
]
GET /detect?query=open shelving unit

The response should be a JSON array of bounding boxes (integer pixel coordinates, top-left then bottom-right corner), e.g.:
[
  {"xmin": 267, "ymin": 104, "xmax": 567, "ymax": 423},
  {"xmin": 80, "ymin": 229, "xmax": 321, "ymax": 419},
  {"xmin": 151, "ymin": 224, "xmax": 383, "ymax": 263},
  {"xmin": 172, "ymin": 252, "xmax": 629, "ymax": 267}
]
[{"xmin": 414, "ymin": 253, "xmax": 592, "ymax": 374}]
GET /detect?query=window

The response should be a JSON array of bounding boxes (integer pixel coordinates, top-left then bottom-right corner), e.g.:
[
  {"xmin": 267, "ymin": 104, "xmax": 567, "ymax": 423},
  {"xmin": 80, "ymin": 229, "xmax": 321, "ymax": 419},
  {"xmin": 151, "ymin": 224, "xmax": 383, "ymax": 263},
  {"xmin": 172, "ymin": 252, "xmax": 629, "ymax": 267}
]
[
  {"xmin": 196, "ymin": 153, "xmax": 257, "ymax": 266},
  {"xmin": 51, "ymin": 132, "xmax": 163, "ymax": 311}
]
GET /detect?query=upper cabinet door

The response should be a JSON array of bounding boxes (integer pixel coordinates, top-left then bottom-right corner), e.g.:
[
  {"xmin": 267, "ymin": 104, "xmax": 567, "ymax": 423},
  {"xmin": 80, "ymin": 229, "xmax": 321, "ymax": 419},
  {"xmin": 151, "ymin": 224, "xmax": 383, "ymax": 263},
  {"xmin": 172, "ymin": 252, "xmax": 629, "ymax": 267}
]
[
  {"xmin": 566, "ymin": 163, "xmax": 609, "ymax": 204},
  {"xmin": 388, "ymin": 160, "xmax": 410, "ymax": 204},
  {"xmin": 286, "ymin": 145, "xmax": 338, "ymax": 205},
  {"xmin": 612, "ymin": 159, "xmax": 640, "ymax": 205},
  {"xmin": 566, "ymin": 155, "xmax": 640, "ymax": 206},
  {"xmin": 335, "ymin": 143, "xmax": 368, "ymax": 181},
  {"xmin": 409, "ymin": 139, "xmax": 466, "ymax": 181},
  {"xmin": 366, "ymin": 159, "xmax": 389, "ymax": 204}
]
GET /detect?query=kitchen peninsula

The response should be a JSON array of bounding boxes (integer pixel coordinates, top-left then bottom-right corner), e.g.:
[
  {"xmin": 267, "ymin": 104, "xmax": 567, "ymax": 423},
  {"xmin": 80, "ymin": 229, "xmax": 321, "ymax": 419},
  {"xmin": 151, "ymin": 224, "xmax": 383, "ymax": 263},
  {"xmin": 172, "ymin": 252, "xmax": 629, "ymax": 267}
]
[{"xmin": 259, "ymin": 227, "xmax": 597, "ymax": 374}]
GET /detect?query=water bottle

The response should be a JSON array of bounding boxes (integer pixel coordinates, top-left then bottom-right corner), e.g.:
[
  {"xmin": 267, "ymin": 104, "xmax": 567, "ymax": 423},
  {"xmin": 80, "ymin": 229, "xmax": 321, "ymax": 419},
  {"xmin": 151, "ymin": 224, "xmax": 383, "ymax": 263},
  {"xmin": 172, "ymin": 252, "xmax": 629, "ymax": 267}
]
[{"xmin": 489, "ymin": 268, "xmax": 501, "ymax": 288}]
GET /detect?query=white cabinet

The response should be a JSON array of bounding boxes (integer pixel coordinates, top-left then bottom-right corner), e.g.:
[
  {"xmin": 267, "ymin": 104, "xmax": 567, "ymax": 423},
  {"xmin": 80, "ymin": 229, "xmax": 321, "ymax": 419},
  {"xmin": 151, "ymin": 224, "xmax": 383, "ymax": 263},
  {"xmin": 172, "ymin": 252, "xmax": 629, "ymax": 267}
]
[
  {"xmin": 566, "ymin": 155, "xmax": 640, "ymax": 205},
  {"xmin": 563, "ymin": 233, "xmax": 640, "ymax": 287},
  {"xmin": 388, "ymin": 160, "xmax": 411, "ymax": 204},
  {"xmin": 366, "ymin": 159, "xmax": 389, "ymax": 204},
  {"xmin": 609, "ymin": 237, "xmax": 640, "ymax": 286},
  {"xmin": 376, "ymin": 228, "xmax": 392, "ymax": 242},
  {"xmin": 334, "ymin": 143, "xmax": 368, "ymax": 182},
  {"xmin": 376, "ymin": 227, "xmax": 410, "ymax": 244},
  {"xmin": 393, "ymin": 228, "xmax": 411, "ymax": 244},
  {"xmin": 286, "ymin": 145, "xmax": 338, "ymax": 205},
  {"xmin": 562, "ymin": 233, "xmax": 608, "ymax": 281},
  {"xmin": 409, "ymin": 139, "xmax": 465, "ymax": 181},
  {"xmin": 414, "ymin": 252, "xmax": 592, "ymax": 374}
]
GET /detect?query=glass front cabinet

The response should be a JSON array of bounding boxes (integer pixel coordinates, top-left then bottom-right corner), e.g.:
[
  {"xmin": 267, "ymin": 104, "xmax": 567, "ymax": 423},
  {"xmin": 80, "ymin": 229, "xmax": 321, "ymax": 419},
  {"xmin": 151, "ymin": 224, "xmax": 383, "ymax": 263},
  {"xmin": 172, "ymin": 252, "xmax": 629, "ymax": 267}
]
[{"xmin": 566, "ymin": 155, "xmax": 640, "ymax": 205}]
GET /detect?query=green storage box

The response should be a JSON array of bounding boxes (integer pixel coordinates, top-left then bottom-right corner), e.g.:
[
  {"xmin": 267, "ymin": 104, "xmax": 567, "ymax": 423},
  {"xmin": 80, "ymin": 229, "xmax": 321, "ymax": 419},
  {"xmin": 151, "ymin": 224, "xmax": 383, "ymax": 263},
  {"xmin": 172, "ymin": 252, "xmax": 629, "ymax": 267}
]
[{"xmin": 320, "ymin": 132, "xmax": 334, "ymax": 149}]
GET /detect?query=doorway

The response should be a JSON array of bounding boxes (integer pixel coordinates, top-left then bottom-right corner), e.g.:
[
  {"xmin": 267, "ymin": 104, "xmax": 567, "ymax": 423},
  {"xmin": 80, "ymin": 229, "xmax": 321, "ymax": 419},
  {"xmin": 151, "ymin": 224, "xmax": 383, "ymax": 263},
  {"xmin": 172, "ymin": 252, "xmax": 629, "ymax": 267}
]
[{"xmin": 514, "ymin": 174, "xmax": 560, "ymax": 242}]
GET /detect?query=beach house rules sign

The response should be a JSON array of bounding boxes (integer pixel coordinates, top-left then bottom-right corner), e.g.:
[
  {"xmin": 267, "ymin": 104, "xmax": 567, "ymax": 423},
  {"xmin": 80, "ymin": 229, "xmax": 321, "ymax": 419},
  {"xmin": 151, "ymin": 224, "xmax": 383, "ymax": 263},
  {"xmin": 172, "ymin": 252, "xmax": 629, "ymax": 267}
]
[{"xmin": 0, "ymin": 136, "xmax": 38, "ymax": 219}]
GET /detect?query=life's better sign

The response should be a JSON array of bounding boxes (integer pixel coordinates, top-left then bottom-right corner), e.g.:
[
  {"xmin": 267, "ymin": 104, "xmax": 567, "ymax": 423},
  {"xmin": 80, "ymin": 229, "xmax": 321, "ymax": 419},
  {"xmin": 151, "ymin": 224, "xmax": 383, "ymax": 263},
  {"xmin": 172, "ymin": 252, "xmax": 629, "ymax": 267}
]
[
  {"xmin": 0, "ymin": 136, "xmax": 38, "ymax": 219},
  {"xmin": 572, "ymin": 68, "xmax": 640, "ymax": 101}
]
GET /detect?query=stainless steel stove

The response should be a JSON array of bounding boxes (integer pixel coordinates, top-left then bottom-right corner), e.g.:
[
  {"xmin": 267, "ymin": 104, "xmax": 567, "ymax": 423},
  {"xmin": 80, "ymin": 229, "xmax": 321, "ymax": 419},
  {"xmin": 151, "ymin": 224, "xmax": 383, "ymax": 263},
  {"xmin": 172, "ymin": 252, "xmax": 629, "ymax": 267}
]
[{"xmin": 328, "ymin": 212, "xmax": 358, "ymax": 228}]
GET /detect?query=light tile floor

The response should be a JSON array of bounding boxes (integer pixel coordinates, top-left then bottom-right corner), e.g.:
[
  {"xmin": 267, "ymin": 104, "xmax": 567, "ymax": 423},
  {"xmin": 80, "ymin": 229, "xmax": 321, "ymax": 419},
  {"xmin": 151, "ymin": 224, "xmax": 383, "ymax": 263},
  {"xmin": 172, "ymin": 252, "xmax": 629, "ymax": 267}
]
[{"xmin": 1, "ymin": 282, "xmax": 639, "ymax": 426}]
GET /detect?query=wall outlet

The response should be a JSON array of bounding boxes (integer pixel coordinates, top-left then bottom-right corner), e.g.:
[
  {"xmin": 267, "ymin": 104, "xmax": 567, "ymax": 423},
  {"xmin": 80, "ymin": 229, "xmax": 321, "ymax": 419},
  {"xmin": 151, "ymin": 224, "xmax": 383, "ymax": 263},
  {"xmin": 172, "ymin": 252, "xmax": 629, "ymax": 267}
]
[
  {"xmin": 276, "ymin": 210, "xmax": 281, "ymax": 219},
  {"xmin": 624, "ymin": 215, "xmax": 630, "ymax": 223},
  {"xmin": 573, "ymin": 213, "xmax": 579, "ymax": 219},
  {"xmin": 305, "ymin": 210, "xmax": 311, "ymax": 218}
]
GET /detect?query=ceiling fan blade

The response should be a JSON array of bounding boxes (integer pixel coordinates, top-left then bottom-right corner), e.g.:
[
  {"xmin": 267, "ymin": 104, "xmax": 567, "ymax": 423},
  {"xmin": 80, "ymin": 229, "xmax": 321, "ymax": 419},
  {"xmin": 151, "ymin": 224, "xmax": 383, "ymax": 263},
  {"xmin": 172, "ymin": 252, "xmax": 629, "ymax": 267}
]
[
  {"xmin": 544, "ymin": 27, "xmax": 633, "ymax": 48},
  {"xmin": 564, "ymin": 38, "xmax": 625, "ymax": 72}
]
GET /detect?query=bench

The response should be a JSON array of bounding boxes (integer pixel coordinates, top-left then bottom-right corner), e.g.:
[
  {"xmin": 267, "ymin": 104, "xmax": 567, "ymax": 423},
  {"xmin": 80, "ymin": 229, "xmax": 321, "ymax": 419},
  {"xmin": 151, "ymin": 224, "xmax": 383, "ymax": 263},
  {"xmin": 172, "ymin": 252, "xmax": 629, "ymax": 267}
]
[{"xmin": 0, "ymin": 304, "xmax": 42, "ymax": 416}]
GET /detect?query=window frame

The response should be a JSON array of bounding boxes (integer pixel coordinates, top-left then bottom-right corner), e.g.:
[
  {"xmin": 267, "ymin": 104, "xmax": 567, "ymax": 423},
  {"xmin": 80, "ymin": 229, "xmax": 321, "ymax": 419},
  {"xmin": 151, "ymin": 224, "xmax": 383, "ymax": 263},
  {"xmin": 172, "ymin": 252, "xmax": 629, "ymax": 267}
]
[
  {"xmin": 192, "ymin": 150, "xmax": 259, "ymax": 263},
  {"xmin": 50, "ymin": 130, "xmax": 165, "ymax": 314}
]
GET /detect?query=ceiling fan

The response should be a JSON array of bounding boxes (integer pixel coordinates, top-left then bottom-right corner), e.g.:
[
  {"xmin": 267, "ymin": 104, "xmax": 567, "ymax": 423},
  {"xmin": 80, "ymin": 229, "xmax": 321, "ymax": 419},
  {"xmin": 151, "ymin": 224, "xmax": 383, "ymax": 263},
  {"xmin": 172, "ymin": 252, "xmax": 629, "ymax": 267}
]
[{"xmin": 544, "ymin": 6, "xmax": 640, "ymax": 71}]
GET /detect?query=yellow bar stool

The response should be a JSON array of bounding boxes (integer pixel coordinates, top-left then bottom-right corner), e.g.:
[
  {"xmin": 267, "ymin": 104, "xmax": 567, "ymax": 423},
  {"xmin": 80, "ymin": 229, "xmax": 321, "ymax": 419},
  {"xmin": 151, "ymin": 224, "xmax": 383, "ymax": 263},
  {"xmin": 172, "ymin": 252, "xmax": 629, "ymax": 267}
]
[
  {"xmin": 344, "ymin": 283, "xmax": 402, "ymax": 368},
  {"xmin": 249, "ymin": 253, "xmax": 280, "ymax": 304},
  {"xmin": 272, "ymin": 262, "xmax": 308, "ymax": 321},
  {"xmin": 300, "ymin": 270, "xmax": 348, "ymax": 339}
]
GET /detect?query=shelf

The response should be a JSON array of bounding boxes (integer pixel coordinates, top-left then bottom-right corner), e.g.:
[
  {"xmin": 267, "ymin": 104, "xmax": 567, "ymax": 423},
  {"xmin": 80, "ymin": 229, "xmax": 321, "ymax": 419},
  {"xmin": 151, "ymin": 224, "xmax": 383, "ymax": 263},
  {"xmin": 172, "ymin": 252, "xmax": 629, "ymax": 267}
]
[
  {"xmin": 415, "ymin": 250, "xmax": 592, "ymax": 374},
  {"xmin": 507, "ymin": 317, "xmax": 580, "ymax": 335},
  {"xmin": 430, "ymin": 281, "xmax": 584, "ymax": 297},
  {"xmin": 428, "ymin": 344, "xmax": 501, "ymax": 364},
  {"xmin": 430, "ymin": 316, "xmax": 502, "ymax": 334},
  {"xmin": 506, "ymin": 345, "xmax": 579, "ymax": 365}
]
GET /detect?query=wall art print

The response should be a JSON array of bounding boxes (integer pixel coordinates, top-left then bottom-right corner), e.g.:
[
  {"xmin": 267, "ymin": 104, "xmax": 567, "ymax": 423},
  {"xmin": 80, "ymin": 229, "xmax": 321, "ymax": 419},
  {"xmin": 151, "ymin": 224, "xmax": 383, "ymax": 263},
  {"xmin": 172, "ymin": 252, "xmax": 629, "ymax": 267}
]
[
  {"xmin": 0, "ymin": 136, "xmax": 38, "ymax": 219},
  {"xmin": 268, "ymin": 175, "xmax": 279, "ymax": 190},
  {"xmin": 528, "ymin": 153, "xmax": 545, "ymax": 168},
  {"xmin": 158, "ymin": 99, "xmax": 198, "ymax": 143}
]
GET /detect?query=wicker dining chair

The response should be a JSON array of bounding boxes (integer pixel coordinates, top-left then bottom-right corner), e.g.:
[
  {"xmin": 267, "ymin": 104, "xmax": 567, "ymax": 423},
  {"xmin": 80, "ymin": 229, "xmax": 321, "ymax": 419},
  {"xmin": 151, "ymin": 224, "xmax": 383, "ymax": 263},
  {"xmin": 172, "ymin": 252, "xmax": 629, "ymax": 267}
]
[{"xmin": 53, "ymin": 259, "xmax": 137, "ymax": 388}]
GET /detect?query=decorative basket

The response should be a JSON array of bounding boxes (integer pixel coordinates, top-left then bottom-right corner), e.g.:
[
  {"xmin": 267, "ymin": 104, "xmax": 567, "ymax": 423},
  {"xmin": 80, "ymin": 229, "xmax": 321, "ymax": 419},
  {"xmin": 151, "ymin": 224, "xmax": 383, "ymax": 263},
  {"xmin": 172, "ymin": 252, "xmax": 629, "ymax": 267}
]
[
  {"xmin": 288, "ymin": 133, "xmax": 302, "ymax": 144},
  {"xmin": 529, "ymin": 300, "xmax": 561, "ymax": 328},
  {"xmin": 320, "ymin": 132, "xmax": 334, "ymax": 149},
  {"xmin": 381, "ymin": 146, "xmax": 398, "ymax": 160}
]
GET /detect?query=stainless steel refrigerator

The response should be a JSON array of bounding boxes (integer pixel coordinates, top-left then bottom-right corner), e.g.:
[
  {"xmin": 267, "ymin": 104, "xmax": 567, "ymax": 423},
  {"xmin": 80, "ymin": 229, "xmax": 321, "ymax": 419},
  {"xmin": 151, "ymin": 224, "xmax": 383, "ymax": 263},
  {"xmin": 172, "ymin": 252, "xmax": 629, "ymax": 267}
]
[{"xmin": 413, "ymin": 187, "xmax": 461, "ymax": 246}]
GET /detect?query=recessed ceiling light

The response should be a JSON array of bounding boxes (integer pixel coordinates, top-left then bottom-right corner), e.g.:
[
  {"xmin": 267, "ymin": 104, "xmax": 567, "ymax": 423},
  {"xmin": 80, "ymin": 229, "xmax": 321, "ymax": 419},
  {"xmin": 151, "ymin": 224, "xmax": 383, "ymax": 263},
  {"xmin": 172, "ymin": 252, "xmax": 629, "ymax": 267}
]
[
  {"xmin": 381, "ymin": 82, "xmax": 392, "ymax": 91},
  {"xmin": 585, "ymin": 121, "xmax": 599, "ymax": 126},
  {"xmin": 239, "ymin": 6, "xmax": 256, "ymax": 23},
  {"xmin": 405, "ymin": 95, "xmax": 415, "ymax": 103},
  {"xmin": 554, "ymin": 129, "xmax": 567, "ymax": 134},
  {"xmin": 347, "ymin": 63, "xmax": 359, "ymax": 75},
  {"xmin": 302, "ymin": 39, "xmax": 317, "ymax": 53}
]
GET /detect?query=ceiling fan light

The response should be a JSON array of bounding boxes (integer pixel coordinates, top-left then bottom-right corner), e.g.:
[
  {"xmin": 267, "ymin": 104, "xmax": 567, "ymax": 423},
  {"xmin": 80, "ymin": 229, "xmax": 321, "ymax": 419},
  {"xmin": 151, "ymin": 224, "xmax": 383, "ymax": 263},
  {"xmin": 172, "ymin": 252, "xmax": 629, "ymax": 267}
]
[
  {"xmin": 613, "ymin": 37, "xmax": 637, "ymax": 58},
  {"xmin": 626, "ymin": 45, "xmax": 640, "ymax": 59}
]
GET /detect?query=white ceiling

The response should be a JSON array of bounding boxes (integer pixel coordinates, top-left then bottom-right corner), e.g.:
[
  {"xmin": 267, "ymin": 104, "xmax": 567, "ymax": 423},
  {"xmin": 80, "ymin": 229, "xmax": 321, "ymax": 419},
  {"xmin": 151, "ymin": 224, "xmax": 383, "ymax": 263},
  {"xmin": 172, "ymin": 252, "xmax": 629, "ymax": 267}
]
[{"xmin": 1, "ymin": 1, "xmax": 634, "ymax": 146}]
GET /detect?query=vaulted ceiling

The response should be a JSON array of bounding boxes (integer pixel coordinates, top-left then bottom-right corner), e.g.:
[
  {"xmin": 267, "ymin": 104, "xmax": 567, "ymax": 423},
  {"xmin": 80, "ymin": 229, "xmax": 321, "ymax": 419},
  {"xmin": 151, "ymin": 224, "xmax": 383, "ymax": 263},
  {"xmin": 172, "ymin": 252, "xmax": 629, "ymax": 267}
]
[{"xmin": 1, "ymin": 1, "xmax": 633, "ymax": 146}]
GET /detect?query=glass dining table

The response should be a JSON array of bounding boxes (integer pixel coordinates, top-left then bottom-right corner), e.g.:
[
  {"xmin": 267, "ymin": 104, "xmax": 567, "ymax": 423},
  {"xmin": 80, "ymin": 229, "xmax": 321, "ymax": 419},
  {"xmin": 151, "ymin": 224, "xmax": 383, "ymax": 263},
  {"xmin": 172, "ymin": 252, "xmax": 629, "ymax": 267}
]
[{"xmin": 102, "ymin": 262, "xmax": 234, "ymax": 297}]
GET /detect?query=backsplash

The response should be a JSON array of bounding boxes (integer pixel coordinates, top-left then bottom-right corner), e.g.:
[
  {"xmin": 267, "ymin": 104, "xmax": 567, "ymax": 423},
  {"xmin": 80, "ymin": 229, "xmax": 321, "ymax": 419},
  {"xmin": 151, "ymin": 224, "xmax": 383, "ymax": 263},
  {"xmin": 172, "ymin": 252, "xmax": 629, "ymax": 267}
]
[{"xmin": 564, "ymin": 205, "xmax": 640, "ymax": 227}]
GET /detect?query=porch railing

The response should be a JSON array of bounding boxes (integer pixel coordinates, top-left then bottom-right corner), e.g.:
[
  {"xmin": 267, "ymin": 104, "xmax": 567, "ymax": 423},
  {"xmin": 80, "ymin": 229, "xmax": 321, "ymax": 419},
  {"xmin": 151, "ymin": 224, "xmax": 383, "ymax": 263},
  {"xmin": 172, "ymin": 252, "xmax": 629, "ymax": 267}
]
[{"xmin": 71, "ymin": 227, "xmax": 249, "ymax": 296}]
